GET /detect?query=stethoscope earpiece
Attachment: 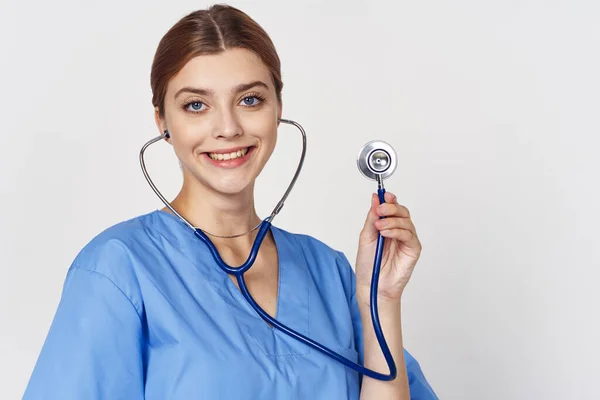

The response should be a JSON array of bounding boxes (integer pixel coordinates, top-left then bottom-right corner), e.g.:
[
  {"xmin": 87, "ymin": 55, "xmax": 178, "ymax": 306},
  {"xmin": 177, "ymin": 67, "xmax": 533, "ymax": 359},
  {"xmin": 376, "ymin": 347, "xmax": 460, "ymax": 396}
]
[
  {"xmin": 357, "ymin": 140, "xmax": 398, "ymax": 182},
  {"xmin": 164, "ymin": 130, "xmax": 170, "ymax": 139}
]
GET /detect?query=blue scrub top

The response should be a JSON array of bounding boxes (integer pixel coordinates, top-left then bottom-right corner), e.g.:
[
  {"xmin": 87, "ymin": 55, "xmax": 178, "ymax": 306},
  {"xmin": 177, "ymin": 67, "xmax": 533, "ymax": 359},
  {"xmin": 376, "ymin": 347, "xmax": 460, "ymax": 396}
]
[{"xmin": 24, "ymin": 210, "xmax": 437, "ymax": 399}]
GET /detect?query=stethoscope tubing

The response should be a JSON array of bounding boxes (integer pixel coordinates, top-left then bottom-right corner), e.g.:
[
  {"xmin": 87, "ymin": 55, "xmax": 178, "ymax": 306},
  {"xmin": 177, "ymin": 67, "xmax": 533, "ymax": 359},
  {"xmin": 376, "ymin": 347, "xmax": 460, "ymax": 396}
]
[
  {"xmin": 192, "ymin": 188, "xmax": 397, "ymax": 380},
  {"xmin": 140, "ymin": 119, "xmax": 397, "ymax": 381}
]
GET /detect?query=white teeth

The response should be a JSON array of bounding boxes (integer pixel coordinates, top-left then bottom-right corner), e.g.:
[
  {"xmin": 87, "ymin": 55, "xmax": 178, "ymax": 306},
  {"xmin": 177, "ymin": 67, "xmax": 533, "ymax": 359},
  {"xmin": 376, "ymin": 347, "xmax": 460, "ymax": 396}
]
[{"xmin": 209, "ymin": 147, "xmax": 249, "ymax": 161}]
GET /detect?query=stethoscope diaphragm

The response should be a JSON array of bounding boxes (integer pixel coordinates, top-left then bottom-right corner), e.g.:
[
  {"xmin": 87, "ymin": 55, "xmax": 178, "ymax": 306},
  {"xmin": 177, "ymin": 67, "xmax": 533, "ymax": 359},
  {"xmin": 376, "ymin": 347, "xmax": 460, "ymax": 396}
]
[{"xmin": 357, "ymin": 140, "xmax": 398, "ymax": 181}]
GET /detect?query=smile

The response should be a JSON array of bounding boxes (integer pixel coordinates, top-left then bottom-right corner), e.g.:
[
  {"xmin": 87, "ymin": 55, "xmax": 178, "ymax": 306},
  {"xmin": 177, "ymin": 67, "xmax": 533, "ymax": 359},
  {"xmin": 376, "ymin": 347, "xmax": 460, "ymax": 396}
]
[
  {"xmin": 203, "ymin": 146, "xmax": 256, "ymax": 169},
  {"xmin": 208, "ymin": 147, "xmax": 249, "ymax": 160}
]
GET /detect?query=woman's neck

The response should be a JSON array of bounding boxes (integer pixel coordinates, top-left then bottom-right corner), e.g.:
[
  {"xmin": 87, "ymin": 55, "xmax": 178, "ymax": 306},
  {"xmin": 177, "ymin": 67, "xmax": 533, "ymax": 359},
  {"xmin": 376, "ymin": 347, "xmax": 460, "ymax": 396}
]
[{"xmin": 166, "ymin": 177, "xmax": 262, "ymax": 241}]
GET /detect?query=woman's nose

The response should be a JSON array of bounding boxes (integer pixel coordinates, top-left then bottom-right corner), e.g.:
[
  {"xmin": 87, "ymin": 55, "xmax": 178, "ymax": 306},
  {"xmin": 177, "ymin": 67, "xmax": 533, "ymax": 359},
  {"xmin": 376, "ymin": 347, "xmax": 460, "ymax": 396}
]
[{"xmin": 212, "ymin": 108, "xmax": 243, "ymax": 139}]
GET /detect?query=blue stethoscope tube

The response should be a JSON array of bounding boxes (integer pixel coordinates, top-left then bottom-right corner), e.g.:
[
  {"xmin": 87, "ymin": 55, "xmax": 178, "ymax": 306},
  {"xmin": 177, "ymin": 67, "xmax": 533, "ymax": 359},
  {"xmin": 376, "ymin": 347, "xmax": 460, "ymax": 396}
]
[
  {"xmin": 192, "ymin": 187, "xmax": 397, "ymax": 381},
  {"xmin": 139, "ymin": 118, "xmax": 398, "ymax": 381}
]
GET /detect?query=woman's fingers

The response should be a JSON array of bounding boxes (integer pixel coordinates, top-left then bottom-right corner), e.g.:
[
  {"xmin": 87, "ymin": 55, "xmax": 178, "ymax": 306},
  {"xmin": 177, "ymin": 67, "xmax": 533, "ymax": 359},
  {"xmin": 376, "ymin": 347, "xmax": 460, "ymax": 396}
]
[{"xmin": 375, "ymin": 215, "xmax": 416, "ymax": 235}]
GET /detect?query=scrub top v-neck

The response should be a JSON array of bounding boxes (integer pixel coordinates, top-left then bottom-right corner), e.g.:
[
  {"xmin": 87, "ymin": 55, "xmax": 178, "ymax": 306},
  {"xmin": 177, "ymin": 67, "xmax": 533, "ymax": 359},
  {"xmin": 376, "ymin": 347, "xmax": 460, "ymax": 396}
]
[{"xmin": 23, "ymin": 209, "xmax": 438, "ymax": 399}]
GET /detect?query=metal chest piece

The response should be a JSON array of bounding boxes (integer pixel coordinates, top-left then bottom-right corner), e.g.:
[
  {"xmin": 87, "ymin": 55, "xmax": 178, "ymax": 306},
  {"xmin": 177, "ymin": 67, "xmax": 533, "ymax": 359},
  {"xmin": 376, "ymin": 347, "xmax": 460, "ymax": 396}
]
[{"xmin": 357, "ymin": 140, "xmax": 398, "ymax": 182}]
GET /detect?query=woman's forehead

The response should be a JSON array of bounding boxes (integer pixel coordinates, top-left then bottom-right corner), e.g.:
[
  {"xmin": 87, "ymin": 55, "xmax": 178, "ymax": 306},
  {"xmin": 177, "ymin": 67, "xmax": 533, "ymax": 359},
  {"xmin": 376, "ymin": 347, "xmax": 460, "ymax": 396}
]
[{"xmin": 167, "ymin": 48, "xmax": 273, "ymax": 97}]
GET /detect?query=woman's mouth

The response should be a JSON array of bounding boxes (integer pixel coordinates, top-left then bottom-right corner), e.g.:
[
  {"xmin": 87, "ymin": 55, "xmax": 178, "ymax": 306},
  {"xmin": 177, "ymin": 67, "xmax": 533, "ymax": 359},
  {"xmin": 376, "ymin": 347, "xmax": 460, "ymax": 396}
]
[
  {"xmin": 208, "ymin": 147, "xmax": 249, "ymax": 161},
  {"xmin": 202, "ymin": 146, "xmax": 255, "ymax": 168}
]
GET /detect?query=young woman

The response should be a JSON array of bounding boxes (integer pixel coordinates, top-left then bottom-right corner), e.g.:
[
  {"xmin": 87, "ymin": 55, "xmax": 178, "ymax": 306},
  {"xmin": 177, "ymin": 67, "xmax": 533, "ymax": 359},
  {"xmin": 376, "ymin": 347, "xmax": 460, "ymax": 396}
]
[{"xmin": 24, "ymin": 5, "xmax": 437, "ymax": 399}]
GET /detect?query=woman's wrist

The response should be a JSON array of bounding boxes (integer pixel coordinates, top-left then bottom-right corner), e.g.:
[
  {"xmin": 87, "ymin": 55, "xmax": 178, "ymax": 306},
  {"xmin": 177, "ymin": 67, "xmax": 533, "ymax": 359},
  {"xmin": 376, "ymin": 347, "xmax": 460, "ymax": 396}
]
[{"xmin": 356, "ymin": 285, "xmax": 403, "ymax": 310}]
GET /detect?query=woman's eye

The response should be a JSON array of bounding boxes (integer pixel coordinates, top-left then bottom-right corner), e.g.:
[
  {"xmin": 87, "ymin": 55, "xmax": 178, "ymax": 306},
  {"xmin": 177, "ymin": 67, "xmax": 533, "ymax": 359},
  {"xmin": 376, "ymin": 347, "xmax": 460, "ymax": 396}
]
[
  {"xmin": 185, "ymin": 101, "xmax": 206, "ymax": 112},
  {"xmin": 240, "ymin": 96, "xmax": 262, "ymax": 106}
]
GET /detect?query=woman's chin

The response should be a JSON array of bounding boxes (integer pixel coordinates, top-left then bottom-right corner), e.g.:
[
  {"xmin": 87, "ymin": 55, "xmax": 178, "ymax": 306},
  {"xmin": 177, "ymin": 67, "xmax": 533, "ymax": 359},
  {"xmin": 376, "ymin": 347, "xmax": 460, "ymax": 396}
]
[{"xmin": 209, "ymin": 180, "xmax": 254, "ymax": 196}]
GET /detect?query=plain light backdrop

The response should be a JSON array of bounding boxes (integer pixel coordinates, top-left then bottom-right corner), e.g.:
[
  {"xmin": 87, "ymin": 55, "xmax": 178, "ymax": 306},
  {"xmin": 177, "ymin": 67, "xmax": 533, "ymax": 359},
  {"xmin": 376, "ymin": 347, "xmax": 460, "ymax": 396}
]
[{"xmin": 1, "ymin": 0, "xmax": 599, "ymax": 398}]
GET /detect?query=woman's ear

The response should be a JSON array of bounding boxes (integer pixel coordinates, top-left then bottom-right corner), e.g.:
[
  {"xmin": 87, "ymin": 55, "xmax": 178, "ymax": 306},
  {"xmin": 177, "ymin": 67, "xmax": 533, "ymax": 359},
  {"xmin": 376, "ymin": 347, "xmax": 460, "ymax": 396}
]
[
  {"xmin": 154, "ymin": 107, "xmax": 171, "ymax": 143},
  {"xmin": 276, "ymin": 101, "xmax": 283, "ymax": 126}
]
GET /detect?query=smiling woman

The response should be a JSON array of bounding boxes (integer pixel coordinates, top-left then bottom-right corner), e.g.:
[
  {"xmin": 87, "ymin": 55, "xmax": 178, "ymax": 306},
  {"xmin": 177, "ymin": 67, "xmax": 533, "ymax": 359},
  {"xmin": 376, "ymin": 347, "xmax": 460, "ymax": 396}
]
[
  {"xmin": 156, "ymin": 47, "xmax": 280, "ymax": 197},
  {"xmin": 22, "ymin": 4, "xmax": 437, "ymax": 400}
]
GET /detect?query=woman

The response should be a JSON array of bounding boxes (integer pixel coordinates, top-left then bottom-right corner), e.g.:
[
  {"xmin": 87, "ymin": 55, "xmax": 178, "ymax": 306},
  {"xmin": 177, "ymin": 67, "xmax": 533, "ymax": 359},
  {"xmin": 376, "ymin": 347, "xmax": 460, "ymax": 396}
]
[{"xmin": 24, "ymin": 5, "xmax": 437, "ymax": 399}]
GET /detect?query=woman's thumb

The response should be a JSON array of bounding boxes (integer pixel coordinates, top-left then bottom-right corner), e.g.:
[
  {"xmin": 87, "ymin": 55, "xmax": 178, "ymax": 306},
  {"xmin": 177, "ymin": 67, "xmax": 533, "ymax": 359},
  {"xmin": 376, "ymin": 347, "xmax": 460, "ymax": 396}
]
[{"xmin": 359, "ymin": 193, "xmax": 380, "ymax": 243}]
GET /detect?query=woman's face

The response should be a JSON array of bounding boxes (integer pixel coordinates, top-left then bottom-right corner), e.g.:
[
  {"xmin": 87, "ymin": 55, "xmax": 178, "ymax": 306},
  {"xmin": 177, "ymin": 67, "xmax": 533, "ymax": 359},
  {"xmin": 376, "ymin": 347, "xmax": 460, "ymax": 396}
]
[{"xmin": 156, "ymin": 48, "xmax": 281, "ymax": 196}]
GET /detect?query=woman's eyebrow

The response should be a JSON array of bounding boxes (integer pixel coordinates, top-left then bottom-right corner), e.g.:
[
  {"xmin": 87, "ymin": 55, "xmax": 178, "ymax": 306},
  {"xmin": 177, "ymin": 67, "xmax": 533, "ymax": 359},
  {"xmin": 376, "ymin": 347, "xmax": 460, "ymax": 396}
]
[
  {"xmin": 232, "ymin": 80, "xmax": 269, "ymax": 93},
  {"xmin": 174, "ymin": 80, "xmax": 269, "ymax": 99},
  {"xmin": 174, "ymin": 87, "xmax": 212, "ymax": 99}
]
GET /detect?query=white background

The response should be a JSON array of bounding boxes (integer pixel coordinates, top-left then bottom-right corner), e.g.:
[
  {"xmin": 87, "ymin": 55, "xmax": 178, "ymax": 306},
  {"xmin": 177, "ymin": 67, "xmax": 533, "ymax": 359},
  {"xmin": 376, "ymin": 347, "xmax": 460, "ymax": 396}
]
[{"xmin": 1, "ymin": 0, "xmax": 599, "ymax": 398}]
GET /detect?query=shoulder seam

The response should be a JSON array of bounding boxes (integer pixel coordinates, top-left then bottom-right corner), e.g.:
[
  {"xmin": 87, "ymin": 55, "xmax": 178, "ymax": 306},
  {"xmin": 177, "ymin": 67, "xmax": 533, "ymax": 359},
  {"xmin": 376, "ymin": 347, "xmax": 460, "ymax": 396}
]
[{"xmin": 71, "ymin": 263, "xmax": 144, "ymax": 322}]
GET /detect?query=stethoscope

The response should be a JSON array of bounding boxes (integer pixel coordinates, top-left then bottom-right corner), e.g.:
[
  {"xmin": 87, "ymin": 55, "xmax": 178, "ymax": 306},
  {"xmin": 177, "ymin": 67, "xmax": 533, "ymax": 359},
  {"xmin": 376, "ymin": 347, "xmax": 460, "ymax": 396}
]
[{"xmin": 139, "ymin": 118, "xmax": 399, "ymax": 381}]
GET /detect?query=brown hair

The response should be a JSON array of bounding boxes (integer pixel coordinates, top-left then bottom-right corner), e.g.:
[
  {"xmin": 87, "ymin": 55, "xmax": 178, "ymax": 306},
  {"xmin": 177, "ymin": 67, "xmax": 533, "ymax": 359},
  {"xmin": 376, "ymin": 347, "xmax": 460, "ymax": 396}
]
[{"xmin": 150, "ymin": 4, "xmax": 283, "ymax": 118}]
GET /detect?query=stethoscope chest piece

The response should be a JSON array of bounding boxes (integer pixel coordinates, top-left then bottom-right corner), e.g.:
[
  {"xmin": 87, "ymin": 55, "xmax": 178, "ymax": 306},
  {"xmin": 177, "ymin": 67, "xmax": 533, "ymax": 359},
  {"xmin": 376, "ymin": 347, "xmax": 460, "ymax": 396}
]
[{"xmin": 357, "ymin": 140, "xmax": 398, "ymax": 181}]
